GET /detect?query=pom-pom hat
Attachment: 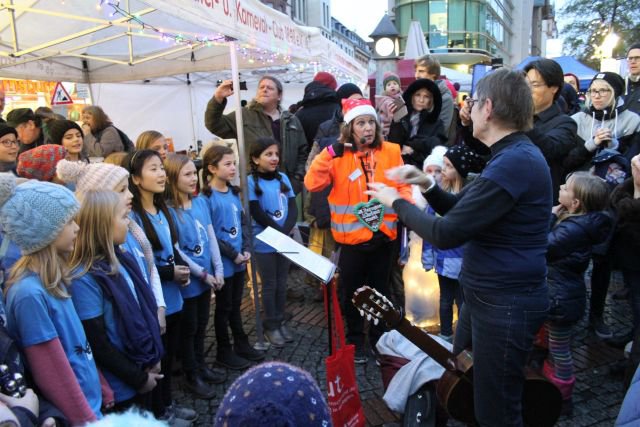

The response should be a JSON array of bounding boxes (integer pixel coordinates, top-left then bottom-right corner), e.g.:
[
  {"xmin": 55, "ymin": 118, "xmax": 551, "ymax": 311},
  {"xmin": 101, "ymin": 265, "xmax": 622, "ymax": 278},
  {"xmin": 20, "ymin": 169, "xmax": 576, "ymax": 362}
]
[
  {"xmin": 56, "ymin": 159, "xmax": 129, "ymax": 197},
  {"xmin": 342, "ymin": 98, "xmax": 377, "ymax": 125},
  {"xmin": 0, "ymin": 173, "xmax": 79, "ymax": 254}
]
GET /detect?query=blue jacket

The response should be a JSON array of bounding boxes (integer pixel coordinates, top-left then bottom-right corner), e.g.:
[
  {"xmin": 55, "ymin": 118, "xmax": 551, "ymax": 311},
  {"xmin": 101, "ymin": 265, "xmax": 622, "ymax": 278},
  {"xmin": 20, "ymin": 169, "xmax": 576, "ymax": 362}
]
[
  {"xmin": 546, "ymin": 211, "xmax": 611, "ymax": 324},
  {"xmin": 421, "ymin": 206, "xmax": 464, "ymax": 279}
]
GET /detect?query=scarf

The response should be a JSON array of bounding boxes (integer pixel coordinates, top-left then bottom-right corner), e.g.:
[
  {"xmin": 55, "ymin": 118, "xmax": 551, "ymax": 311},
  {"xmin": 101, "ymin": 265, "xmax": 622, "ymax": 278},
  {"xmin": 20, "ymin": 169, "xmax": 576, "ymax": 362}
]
[
  {"xmin": 90, "ymin": 248, "xmax": 164, "ymax": 369},
  {"xmin": 409, "ymin": 111, "xmax": 420, "ymax": 138},
  {"xmin": 588, "ymin": 103, "xmax": 622, "ymax": 121}
]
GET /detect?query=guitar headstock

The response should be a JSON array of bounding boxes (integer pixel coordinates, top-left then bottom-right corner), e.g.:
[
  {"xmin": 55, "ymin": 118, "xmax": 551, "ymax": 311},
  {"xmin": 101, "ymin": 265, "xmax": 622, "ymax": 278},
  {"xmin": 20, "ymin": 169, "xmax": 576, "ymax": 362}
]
[{"xmin": 352, "ymin": 286, "xmax": 402, "ymax": 326}]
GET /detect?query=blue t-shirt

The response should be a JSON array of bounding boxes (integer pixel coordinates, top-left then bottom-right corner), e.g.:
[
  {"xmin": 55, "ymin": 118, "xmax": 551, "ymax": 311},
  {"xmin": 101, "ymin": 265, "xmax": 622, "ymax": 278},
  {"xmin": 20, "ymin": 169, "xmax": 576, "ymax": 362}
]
[
  {"xmin": 70, "ymin": 267, "xmax": 139, "ymax": 403},
  {"xmin": 247, "ymin": 173, "xmax": 295, "ymax": 253},
  {"xmin": 170, "ymin": 197, "xmax": 215, "ymax": 299},
  {"xmin": 132, "ymin": 211, "xmax": 183, "ymax": 315},
  {"xmin": 5, "ymin": 274, "xmax": 102, "ymax": 417},
  {"xmin": 461, "ymin": 137, "xmax": 552, "ymax": 291},
  {"xmin": 207, "ymin": 189, "xmax": 245, "ymax": 277},
  {"xmin": 120, "ymin": 231, "xmax": 151, "ymax": 285}
]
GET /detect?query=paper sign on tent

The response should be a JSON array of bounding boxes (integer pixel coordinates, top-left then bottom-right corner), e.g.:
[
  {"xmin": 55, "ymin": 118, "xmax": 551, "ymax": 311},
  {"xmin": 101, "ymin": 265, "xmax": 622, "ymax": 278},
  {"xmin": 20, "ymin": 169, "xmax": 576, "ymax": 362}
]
[{"xmin": 51, "ymin": 82, "xmax": 73, "ymax": 105}]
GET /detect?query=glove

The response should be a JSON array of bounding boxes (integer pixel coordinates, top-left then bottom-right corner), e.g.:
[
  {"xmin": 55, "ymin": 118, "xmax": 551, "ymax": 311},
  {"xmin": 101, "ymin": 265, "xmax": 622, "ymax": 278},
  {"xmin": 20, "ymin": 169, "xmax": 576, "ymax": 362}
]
[
  {"xmin": 327, "ymin": 142, "xmax": 345, "ymax": 158},
  {"xmin": 385, "ymin": 165, "xmax": 435, "ymax": 192}
]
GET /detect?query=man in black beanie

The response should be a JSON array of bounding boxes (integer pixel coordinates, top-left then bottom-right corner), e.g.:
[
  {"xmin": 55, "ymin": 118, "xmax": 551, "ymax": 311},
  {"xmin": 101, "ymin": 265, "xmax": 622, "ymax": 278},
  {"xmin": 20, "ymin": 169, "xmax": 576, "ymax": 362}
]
[{"xmin": 624, "ymin": 43, "xmax": 640, "ymax": 114}]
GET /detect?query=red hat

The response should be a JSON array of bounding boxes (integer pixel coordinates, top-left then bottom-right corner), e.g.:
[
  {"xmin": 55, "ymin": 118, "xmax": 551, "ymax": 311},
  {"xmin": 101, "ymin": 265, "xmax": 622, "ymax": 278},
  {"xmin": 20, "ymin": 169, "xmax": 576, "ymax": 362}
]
[
  {"xmin": 313, "ymin": 71, "xmax": 338, "ymax": 90},
  {"xmin": 341, "ymin": 98, "xmax": 377, "ymax": 124},
  {"xmin": 17, "ymin": 144, "xmax": 67, "ymax": 182}
]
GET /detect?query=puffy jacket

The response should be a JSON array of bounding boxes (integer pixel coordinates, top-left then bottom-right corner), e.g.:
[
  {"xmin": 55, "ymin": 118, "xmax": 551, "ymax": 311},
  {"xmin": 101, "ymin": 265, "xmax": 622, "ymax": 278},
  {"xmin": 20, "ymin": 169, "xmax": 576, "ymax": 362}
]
[
  {"xmin": 304, "ymin": 142, "xmax": 413, "ymax": 245},
  {"xmin": 204, "ymin": 97, "xmax": 308, "ymax": 193},
  {"xmin": 421, "ymin": 205, "xmax": 464, "ymax": 279},
  {"xmin": 546, "ymin": 211, "xmax": 611, "ymax": 324},
  {"xmin": 387, "ymin": 79, "xmax": 447, "ymax": 167},
  {"xmin": 610, "ymin": 178, "xmax": 640, "ymax": 271},
  {"xmin": 295, "ymin": 82, "xmax": 341, "ymax": 149}
]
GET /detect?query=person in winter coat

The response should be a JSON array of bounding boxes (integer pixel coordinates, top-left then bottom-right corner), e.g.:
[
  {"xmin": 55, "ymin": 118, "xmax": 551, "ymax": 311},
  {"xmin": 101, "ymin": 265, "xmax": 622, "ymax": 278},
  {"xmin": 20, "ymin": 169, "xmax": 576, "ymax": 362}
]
[
  {"xmin": 623, "ymin": 43, "xmax": 640, "ymax": 115},
  {"xmin": 387, "ymin": 79, "xmax": 448, "ymax": 167},
  {"xmin": 414, "ymin": 55, "xmax": 454, "ymax": 132},
  {"xmin": 542, "ymin": 172, "xmax": 611, "ymax": 415},
  {"xmin": 295, "ymin": 72, "xmax": 341, "ymax": 152},
  {"xmin": 205, "ymin": 76, "xmax": 308, "ymax": 194},
  {"xmin": 81, "ymin": 106, "xmax": 125, "ymax": 158},
  {"xmin": 376, "ymin": 72, "xmax": 405, "ymax": 139}
]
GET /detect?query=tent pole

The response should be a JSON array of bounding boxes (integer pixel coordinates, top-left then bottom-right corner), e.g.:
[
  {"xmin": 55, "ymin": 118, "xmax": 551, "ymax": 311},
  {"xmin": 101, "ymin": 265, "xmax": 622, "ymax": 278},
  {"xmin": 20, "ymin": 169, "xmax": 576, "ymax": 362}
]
[{"xmin": 229, "ymin": 41, "xmax": 268, "ymax": 351}]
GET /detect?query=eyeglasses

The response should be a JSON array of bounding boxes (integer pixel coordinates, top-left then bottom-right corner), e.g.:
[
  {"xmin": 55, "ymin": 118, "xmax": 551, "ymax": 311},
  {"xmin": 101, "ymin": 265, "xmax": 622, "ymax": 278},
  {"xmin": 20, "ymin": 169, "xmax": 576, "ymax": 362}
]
[
  {"xmin": 467, "ymin": 98, "xmax": 479, "ymax": 110},
  {"xmin": 0, "ymin": 139, "xmax": 18, "ymax": 148},
  {"xmin": 627, "ymin": 56, "xmax": 640, "ymax": 63},
  {"xmin": 587, "ymin": 88, "xmax": 612, "ymax": 97}
]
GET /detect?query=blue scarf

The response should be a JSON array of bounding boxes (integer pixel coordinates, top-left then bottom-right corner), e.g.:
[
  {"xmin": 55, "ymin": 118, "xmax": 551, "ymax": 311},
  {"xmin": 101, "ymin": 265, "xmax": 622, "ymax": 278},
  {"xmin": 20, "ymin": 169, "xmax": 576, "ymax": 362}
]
[{"xmin": 90, "ymin": 248, "xmax": 164, "ymax": 369}]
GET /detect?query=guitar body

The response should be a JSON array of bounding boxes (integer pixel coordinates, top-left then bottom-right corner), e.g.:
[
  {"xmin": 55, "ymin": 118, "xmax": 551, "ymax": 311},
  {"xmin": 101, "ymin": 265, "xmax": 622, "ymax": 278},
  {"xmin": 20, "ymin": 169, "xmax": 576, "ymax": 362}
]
[{"xmin": 435, "ymin": 351, "xmax": 475, "ymax": 424}]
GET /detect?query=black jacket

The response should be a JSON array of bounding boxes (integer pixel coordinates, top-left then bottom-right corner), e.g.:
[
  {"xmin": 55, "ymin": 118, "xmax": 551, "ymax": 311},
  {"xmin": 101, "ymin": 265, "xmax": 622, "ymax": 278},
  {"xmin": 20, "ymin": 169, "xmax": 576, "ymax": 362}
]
[
  {"xmin": 610, "ymin": 178, "xmax": 640, "ymax": 271},
  {"xmin": 623, "ymin": 78, "xmax": 640, "ymax": 114},
  {"xmin": 546, "ymin": 211, "xmax": 611, "ymax": 324},
  {"xmin": 387, "ymin": 78, "xmax": 447, "ymax": 167},
  {"xmin": 295, "ymin": 82, "xmax": 341, "ymax": 150}
]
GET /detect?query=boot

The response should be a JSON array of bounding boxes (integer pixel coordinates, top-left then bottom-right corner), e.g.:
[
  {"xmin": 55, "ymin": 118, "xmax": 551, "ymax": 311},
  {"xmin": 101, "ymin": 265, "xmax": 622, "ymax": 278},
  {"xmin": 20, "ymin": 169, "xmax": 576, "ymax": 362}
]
[
  {"xmin": 216, "ymin": 347, "xmax": 250, "ymax": 370},
  {"xmin": 279, "ymin": 323, "xmax": 294, "ymax": 343},
  {"xmin": 199, "ymin": 365, "xmax": 226, "ymax": 384},
  {"xmin": 183, "ymin": 373, "xmax": 216, "ymax": 399},
  {"xmin": 264, "ymin": 328, "xmax": 286, "ymax": 348},
  {"xmin": 542, "ymin": 360, "xmax": 575, "ymax": 416},
  {"xmin": 234, "ymin": 336, "xmax": 265, "ymax": 362}
]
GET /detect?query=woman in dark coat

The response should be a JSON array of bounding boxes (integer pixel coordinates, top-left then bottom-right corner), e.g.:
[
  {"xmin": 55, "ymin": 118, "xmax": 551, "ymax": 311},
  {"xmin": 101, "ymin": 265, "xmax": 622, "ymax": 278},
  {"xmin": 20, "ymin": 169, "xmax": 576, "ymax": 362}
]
[{"xmin": 387, "ymin": 78, "xmax": 448, "ymax": 167}]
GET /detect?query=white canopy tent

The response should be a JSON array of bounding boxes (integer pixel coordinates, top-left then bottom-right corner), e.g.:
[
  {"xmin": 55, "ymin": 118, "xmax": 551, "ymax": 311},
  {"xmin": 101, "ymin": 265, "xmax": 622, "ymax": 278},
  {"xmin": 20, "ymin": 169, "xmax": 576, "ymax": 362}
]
[{"xmin": 0, "ymin": 0, "xmax": 367, "ymax": 149}]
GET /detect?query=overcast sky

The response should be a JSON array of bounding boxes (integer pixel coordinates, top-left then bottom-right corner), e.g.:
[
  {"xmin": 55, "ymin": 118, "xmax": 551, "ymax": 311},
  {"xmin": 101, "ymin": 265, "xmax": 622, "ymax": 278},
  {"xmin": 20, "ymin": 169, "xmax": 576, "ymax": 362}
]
[{"xmin": 331, "ymin": 0, "xmax": 389, "ymax": 41}]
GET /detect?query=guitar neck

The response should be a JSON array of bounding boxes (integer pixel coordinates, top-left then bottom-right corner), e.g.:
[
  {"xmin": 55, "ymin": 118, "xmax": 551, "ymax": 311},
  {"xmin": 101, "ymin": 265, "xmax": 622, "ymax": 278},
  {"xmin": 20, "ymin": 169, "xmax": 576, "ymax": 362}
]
[{"xmin": 393, "ymin": 317, "xmax": 456, "ymax": 371}]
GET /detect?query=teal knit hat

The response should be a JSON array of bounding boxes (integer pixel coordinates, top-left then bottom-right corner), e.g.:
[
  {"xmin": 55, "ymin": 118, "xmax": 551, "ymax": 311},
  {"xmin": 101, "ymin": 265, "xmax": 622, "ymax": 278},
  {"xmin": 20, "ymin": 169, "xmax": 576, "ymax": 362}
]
[{"xmin": 0, "ymin": 173, "xmax": 79, "ymax": 254}]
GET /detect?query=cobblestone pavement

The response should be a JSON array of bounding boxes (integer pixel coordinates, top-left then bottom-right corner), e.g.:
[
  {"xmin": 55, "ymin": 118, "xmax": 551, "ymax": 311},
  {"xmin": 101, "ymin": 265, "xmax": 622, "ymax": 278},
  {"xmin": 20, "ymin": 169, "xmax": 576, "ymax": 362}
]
[{"xmin": 173, "ymin": 267, "xmax": 632, "ymax": 426}]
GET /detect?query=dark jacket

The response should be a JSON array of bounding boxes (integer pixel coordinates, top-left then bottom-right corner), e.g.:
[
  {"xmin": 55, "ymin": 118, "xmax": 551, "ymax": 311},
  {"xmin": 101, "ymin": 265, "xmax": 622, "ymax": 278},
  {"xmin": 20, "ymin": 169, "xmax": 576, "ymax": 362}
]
[
  {"xmin": 623, "ymin": 77, "xmax": 640, "ymax": 115},
  {"xmin": 295, "ymin": 82, "xmax": 341, "ymax": 150},
  {"xmin": 610, "ymin": 178, "xmax": 640, "ymax": 271},
  {"xmin": 205, "ymin": 97, "xmax": 308, "ymax": 194},
  {"xmin": 527, "ymin": 102, "xmax": 578, "ymax": 202},
  {"xmin": 546, "ymin": 211, "xmax": 611, "ymax": 324},
  {"xmin": 387, "ymin": 79, "xmax": 447, "ymax": 167}
]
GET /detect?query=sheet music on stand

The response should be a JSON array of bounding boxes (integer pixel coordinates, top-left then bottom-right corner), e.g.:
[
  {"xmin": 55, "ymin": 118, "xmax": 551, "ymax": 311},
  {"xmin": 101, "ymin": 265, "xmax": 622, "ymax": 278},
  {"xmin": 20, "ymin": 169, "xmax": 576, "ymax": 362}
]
[{"xmin": 256, "ymin": 227, "xmax": 337, "ymax": 284}]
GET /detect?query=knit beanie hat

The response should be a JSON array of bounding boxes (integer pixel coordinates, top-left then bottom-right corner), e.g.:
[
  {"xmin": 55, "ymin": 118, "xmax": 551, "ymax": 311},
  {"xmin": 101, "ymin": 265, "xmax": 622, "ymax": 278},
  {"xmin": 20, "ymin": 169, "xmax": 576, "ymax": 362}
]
[
  {"xmin": 56, "ymin": 159, "xmax": 129, "ymax": 197},
  {"xmin": 17, "ymin": 144, "xmax": 67, "ymax": 182},
  {"xmin": 313, "ymin": 71, "xmax": 338, "ymax": 91},
  {"xmin": 214, "ymin": 362, "xmax": 330, "ymax": 427},
  {"xmin": 342, "ymin": 98, "xmax": 377, "ymax": 124},
  {"xmin": 590, "ymin": 72, "xmax": 625, "ymax": 99},
  {"xmin": 48, "ymin": 120, "xmax": 83, "ymax": 146},
  {"xmin": 423, "ymin": 145, "xmax": 448, "ymax": 171},
  {"xmin": 0, "ymin": 124, "xmax": 18, "ymax": 140},
  {"xmin": 444, "ymin": 145, "xmax": 486, "ymax": 178},
  {"xmin": 0, "ymin": 173, "xmax": 79, "ymax": 254},
  {"xmin": 383, "ymin": 72, "xmax": 401, "ymax": 89},
  {"xmin": 336, "ymin": 83, "xmax": 363, "ymax": 100}
]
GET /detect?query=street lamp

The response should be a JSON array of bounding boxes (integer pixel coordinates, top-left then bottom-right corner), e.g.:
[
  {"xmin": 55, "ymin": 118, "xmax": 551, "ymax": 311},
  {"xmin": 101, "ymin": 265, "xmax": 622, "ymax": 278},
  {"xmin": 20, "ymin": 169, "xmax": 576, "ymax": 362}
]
[{"xmin": 370, "ymin": 14, "xmax": 399, "ymax": 95}]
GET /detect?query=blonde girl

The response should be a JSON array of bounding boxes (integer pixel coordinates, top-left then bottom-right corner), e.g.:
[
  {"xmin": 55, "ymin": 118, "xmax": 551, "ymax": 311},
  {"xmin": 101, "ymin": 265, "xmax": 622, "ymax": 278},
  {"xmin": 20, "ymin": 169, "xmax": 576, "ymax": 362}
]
[
  {"xmin": 136, "ymin": 130, "xmax": 169, "ymax": 161},
  {"xmin": 1, "ymin": 173, "xmax": 103, "ymax": 424}
]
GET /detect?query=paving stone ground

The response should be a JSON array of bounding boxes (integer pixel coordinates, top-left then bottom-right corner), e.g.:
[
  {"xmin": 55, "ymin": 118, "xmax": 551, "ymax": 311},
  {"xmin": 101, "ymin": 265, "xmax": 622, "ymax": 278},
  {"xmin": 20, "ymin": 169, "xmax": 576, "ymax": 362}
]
[{"xmin": 173, "ymin": 267, "xmax": 633, "ymax": 426}]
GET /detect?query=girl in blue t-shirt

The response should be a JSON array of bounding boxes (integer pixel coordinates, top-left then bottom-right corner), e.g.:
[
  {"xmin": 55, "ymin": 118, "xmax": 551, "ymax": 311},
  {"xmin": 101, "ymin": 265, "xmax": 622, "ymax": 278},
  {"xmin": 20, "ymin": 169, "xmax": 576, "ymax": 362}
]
[
  {"xmin": 164, "ymin": 154, "xmax": 226, "ymax": 397},
  {"xmin": 0, "ymin": 174, "xmax": 103, "ymax": 424},
  {"xmin": 69, "ymin": 190, "xmax": 163, "ymax": 411},
  {"xmin": 247, "ymin": 138, "xmax": 298, "ymax": 348},
  {"xmin": 202, "ymin": 145, "xmax": 265, "ymax": 366},
  {"xmin": 125, "ymin": 149, "xmax": 195, "ymax": 422}
]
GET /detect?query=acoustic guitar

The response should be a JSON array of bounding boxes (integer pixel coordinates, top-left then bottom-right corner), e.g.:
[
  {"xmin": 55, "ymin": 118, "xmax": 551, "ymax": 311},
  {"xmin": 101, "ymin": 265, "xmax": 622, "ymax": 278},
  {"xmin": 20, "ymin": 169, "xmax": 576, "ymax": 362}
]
[{"xmin": 352, "ymin": 286, "xmax": 562, "ymax": 426}]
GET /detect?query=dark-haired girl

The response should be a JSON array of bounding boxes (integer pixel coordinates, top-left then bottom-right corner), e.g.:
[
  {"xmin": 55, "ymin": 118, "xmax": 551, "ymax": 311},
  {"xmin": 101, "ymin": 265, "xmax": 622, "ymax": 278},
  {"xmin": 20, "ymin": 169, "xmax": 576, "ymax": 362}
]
[
  {"xmin": 202, "ymin": 145, "xmax": 266, "ymax": 365},
  {"xmin": 125, "ymin": 149, "xmax": 196, "ymax": 424},
  {"xmin": 247, "ymin": 138, "xmax": 297, "ymax": 348}
]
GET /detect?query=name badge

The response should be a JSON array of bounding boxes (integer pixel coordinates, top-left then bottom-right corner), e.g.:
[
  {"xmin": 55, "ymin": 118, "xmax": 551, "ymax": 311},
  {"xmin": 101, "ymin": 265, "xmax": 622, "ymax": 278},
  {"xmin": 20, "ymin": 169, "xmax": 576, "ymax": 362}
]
[{"xmin": 348, "ymin": 168, "xmax": 362, "ymax": 182}]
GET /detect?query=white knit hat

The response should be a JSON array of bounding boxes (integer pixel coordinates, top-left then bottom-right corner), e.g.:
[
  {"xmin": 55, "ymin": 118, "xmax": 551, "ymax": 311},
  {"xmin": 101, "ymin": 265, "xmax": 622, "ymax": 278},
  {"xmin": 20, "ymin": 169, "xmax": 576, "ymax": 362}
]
[
  {"xmin": 342, "ymin": 98, "xmax": 378, "ymax": 125},
  {"xmin": 423, "ymin": 145, "xmax": 448, "ymax": 172},
  {"xmin": 56, "ymin": 159, "xmax": 129, "ymax": 197}
]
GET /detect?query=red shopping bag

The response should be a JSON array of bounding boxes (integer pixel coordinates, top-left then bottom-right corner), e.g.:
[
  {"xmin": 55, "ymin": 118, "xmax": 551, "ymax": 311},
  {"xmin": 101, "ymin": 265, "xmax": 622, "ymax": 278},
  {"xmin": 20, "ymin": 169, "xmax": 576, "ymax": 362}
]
[{"xmin": 324, "ymin": 278, "xmax": 366, "ymax": 427}]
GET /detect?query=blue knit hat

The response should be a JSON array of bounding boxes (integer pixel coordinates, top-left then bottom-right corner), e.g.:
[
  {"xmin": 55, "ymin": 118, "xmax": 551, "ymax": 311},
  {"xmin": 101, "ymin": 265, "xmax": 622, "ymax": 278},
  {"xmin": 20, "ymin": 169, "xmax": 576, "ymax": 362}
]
[
  {"xmin": 0, "ymin": 173, "xmax": 79, "ymax": 254},
  {"xmin": 214, "ymin": 362, "xmax": 331, "ymax": 427}
]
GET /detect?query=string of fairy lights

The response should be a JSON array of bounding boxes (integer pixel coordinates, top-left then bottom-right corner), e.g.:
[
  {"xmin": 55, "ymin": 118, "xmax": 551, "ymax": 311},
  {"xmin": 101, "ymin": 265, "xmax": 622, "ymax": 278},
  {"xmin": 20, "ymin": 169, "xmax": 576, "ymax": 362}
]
[{"xmin": 82, "ymin": 1, "xmax": 359, "ymax": 82}]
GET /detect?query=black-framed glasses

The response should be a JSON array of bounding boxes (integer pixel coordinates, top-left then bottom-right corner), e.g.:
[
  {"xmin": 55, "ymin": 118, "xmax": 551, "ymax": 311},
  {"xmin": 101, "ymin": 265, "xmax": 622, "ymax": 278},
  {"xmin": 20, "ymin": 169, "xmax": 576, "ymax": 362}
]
[
  {"xmin": 627, "ymin": 56, "xmax": 640, "ymax": 63},
  {"xmin": 0, "ymin": 139, "xmax": 18, "ymax": 148},
  {"xmin": 467, "ymin": 98, "xmax": 479, "ymax": 110},
  {"xmin": 587, "ymin": 88, "xmax": 611, "ymax": 97}
]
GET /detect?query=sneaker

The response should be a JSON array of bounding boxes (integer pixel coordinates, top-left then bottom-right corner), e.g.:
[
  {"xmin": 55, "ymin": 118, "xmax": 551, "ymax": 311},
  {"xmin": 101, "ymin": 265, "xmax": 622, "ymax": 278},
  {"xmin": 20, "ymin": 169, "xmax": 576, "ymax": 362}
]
[
  {"xmin": 167, "ymin": 402, "xmax": 198, "ymax": 423},
  {"xmin": 590, "ymin": 316, "xmax": 613, "ymax": 339},
  {"xmin": 438, "ymin": 333, "xmax": 453, "ymax": 343},
  {"xmin": 264, "ymin": 328, "xmax": 286, "ymax": 348},
  {"xmin": 199, "ymin": 366, "xmax": 227, "ymax": 384},
  {"xmin": 183, "ymin": 374, "xmax": 216, "ymax": 399},
  {"xmin": 234, "ymin": 338, "xmax": 266, "ymax": 362},
  {"xmin": 279, "ymin": 323, "xmax": 295, "ymax": 343},
  {"xmin": 286, "ymin": 288, "xmax": 305, "ymax": 302},
  {"xmin": 354, "ymin": 346, "xmax": 367, "ymax": 365},
  {"xmin": 217, "ymin": 347, "xmax": 251, "ymax": 370}
]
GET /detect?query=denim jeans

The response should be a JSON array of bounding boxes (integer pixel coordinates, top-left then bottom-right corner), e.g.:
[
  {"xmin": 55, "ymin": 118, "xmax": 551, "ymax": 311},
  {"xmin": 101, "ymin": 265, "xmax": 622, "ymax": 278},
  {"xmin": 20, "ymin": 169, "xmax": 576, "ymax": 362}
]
[
  {"xmin": 453, "ymin": 285, "xmax": 549, "ymax": 426},
  {"xmin": 438, "ymin": 275, "xmax": 463, "ymax": 336}
]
